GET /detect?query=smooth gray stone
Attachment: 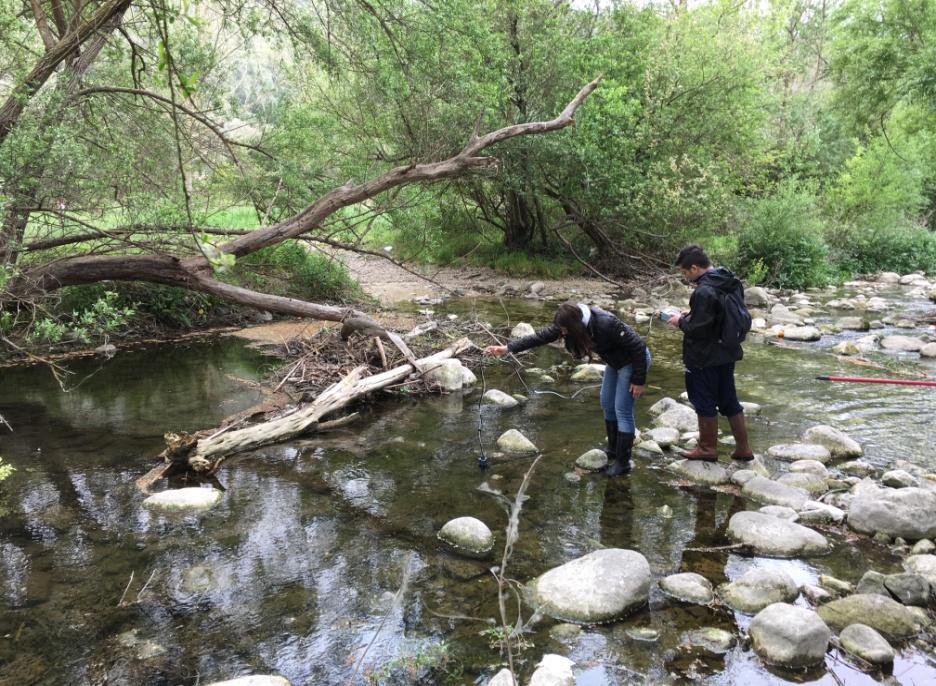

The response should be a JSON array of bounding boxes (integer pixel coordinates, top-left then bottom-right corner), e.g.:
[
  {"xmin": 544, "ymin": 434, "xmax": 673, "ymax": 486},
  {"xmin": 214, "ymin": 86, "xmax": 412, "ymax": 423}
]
[
  {"xmin": 883, "ymin": 573, "xmax": 930, "ymax": 606},
  {"xmin": 839, "ymin": 624, "xmax": 895, "ymax": 664},
  {"xmin": 719, "ymin": 567, "xmax": 799, "ymax": 614},
  {"xmin": 749, "ymin": 603, "xmax": 830, "ymax": 668},
  {"xmin": 659, "ymin": 572, "xmax": 714, "ymax": 605},
  {"xmin": 727, "ymin": 511, "xmax": 829, "ymax": 558},
  {"xmin": 818, "ymin": 594, "xmax": 919, "ymax": 639}
]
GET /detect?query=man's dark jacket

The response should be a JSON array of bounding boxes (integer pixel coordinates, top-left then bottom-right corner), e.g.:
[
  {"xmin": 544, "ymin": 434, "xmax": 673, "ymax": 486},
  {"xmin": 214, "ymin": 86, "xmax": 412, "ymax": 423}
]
[
  {"xmin": 679, "ymin": 267, "xmax": 745, "ymax": 368},
  {"xmin": 507, "ymin": 306, "xmax": 648, "ymax": 385}
]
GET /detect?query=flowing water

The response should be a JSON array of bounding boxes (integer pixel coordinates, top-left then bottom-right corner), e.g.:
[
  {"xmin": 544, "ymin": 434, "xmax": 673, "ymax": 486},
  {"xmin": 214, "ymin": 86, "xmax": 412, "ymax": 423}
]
[{"xmin": 0, "ymin": 284, "xmax": 934, "ymax": 685}]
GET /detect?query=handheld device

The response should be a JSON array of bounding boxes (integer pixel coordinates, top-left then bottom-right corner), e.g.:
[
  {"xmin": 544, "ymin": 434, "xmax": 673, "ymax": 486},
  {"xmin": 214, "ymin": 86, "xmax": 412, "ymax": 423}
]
[{"xmin": 657, "ymin": 311, "xmax": 675, "ymax": 322}]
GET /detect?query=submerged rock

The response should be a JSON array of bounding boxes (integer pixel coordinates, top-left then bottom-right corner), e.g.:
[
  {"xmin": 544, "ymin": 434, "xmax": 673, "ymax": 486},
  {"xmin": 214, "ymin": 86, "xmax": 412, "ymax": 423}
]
[
  {"xmin": 741, "ymin": 476, "xmax": 810, "ymax": 510},
  {"xmin": 802, "ymin": 425, "xmax": 862, "ymax": 458},
  {"xmin": 683, "ymin": 627, "xmax": 736, "ymax": 655},
  {"xmin": 530, "ymin": 549, "xmax": 651, "ymax": 624},
  {"xmin": 766, "ymin": 443, "xmax": 832, "ymax": 464},
  {"xmin": 495, "ymin": 429, "xmax": 538, "ymax": 456},
  {"xmin": 669, "ymin": 459, "xmax": 729, "ymax": 485},
  {"xmin": 727, "ymin": 511, "xmax": 829, "ymax": 558},
  {"xmin": 659, "ymin": 572, "xmax": 714, "ymax": 605},
  {"xmin": 848, "ymin": 487, "xmax": 936, "ymax": 540},
  {"xmin": 575, "ymin": 449, "xmax": 608, "ymax": 472},
  {"xmin": 437, "ymin": 517, "xmax": 494, "ymax": 555},
  {"xmin": 483, "ymin": 389, "xmax": 519, "ymax": 408},
  {"xmin": 718, "ymin": 567, "xmax": 799, "ymax": 614},
  {"xmin": 528, "ymin": 654, "xmax": 574, "ymax": 686},
  {"xmin": 571, "ymin": 363, "xmax": 605, "ymax": 382},
  {"xmin": 142, "ymin": 487, "xmax": 221, "ymax": 512},
  {"xmin": 818, "ymin": 594, "xmax": 919, "ymax": 638},
  {"xmin": 749, "ymin": 603, "xmax": 830, "ymax": 668},
  {"xmin": 839, "ymin": 624, "xmax": 895, "ymax": 665}
]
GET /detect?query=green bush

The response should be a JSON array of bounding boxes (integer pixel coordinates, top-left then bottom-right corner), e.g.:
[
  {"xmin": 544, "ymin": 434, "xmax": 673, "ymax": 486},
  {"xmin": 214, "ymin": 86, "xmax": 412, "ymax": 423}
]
[
  {"xmin": 826, "ymin": 222, "xmax": 936, "ymax": 276},
  {"xmin": 735, "ymin": 182, "xmax": 832, "ymax": 289},
  {"xmin": 60, "ymin": 283, "xmax": 225, "ymax": 329},
  {"xmin": 232, "ymin": 240, "xmax": 361, "ymax": 303}
]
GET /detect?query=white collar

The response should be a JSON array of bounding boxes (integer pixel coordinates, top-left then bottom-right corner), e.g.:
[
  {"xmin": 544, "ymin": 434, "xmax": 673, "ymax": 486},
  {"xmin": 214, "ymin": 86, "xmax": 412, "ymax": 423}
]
[{"xmin": 578, "ymin": 303, "xmax": 591, "ymax": 326}]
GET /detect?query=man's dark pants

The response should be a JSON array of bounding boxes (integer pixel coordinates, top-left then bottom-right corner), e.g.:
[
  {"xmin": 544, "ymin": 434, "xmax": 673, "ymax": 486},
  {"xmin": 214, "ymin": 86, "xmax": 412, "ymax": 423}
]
[{"xmin": 685, "ymin": 362, "xmax": 744, "ymax": 418}]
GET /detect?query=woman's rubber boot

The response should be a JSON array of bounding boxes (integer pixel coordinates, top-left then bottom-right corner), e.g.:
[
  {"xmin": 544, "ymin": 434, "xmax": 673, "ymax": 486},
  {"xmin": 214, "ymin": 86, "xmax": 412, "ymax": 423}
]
[
  {"xmin": 604, "ymin": 420, "xmax": 618, "ymax": 459},
  {"xmin": 727, "ymin": 411, "xmax": 754, "ymax": 461},
  {"xmin": 606, "ymin": 432, "xmax": 634, "ymax": 477},
  {"xmin": 678, "ymin": 416, "xmax": 719, "ymax": 462}
]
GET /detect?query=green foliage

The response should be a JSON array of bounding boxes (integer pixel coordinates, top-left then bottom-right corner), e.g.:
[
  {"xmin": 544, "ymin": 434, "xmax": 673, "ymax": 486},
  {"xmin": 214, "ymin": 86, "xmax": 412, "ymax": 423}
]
[
  {"xmin": 735, "ymin": 181, "xmax": 831, "ymax": 289},
  {"xmin": 59, "ymin": 283, "xmax": 223, "ymax": 329},
  {"xmin": 0, "ymin": 456, "xmax": 14, "ymax": 483},
  {"xmin": 232, "ymin": 240, "xmax": 361, "ymax": 303},
  {"xmin": 366, "ymin": 641, "xmax": 460, "ymax": 686},
  {"xmin": 25, "ymin": 291, "xmax": 134, "ymax": 345},
  {"xmin": 826, "ymin": 223, "xmax": 936, "ymax": 276}
]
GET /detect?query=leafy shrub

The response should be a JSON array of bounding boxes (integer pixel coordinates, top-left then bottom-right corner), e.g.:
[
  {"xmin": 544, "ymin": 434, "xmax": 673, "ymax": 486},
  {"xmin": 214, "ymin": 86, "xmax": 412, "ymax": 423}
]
[
  {"xmin": 60, "ymin": 283, "xmax": 224, "ymax": 329},
  {"xmin": 0, "ymin": 456, "xmax": 13, "ymax": 482},
  {"xmin": 826, "ymin": 222, "xmax": 936, "ymax": 276},
  {"xmin": 734, "ymin": 182, "xmax": 831, "ymax": 289}
]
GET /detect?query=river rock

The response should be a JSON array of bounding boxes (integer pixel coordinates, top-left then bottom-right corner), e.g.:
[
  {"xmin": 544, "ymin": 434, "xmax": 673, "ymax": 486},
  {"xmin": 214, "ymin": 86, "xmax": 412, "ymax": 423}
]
[
  {"xmin": 654, "ymin": 404, "xmax": 698, "ymax": 433},
  {"xmin": 802, "ymin": 425, "xmax": 862, "ymax": 458},
  {"xmin": 461, "ymin": 366, "xmax": 478, "ymax": 385},
  {"xmin": 855, "ymin": 570, "xmax": 888, "ymax": 596},
  {"xmin": 766, "ymin": 443, "xmax": 832, "ymax": 464},
  {"xmin": 719, "ymin": 568, "xmax": 799, "ymax": 614},
  {"xmin": 727, "ymin": 511, "xmax": 829, "ymax": 557},
  {"xmin": 759, "ymin": 505, "xmax": 798, "ymax": 521},
  {"xmin": 659, "ymin": 572, "xmax": 714, "ymax": 605},
  {"xmin": 649, "ymin": 397, "xmax": 680, "ymax": 416},
  {"xmin": 839, "ymin": 623, "xmax": 895, "ymax": 664},
  {"xmin": 797, "ymin": 501, "xmax": 845, "ymax": 525},
  {"xmin": 437, "ymin": 516, "xmax": 494, "ymax": 555},
  {"xmin": 741, "ymin": 476, "xmax": 810, "ymax": 510},
  {"xmin": 181, "ymin": 565, "xmax": 218, "ymax": 593},
  {"xmin": 571, "ymin": 363, "xmax": 605, "ymax": 382},
  {"xmin": 819, "ymin": 575, "xmax": 853, "ymax": 596},
  {"xmin": 912, "ymin": 539, "xmax": 935, "ymax": 555},
  {"xmin": 853, "ymin": 334, "xmax": 880, "ymax": 352},
  {"xmin": 903, "ymin": 554, "xmax": 936, "ymax": 586},
  {"xmin": 800, "ymin": 583, "xmax": 833, "ymax": 605},
  {"xmin": 510, "ymin": 322, "xmax": 536, "ymax": 338},
  {"xmin": 528, "ymin": 654, "xmax": 574, "ymax": 686},
  {"xmin": 745, "ymin": 287, "xmax": 770, "ymax": 307},
  {"xmin": 921, "ymin": 342, "xmax": 936, "ymax": 358},
  {"xmin": 575, "ymin": 449, "xmax": 608, "ymax": 472},
  {"xmin": 683, "ymin": 627, "xmax": 736, "ymax": 655},
  {"xmin": 776, "ymin": 472, "xmax": 828, "ymax": 496},
  {"xmin": 837, "ymin": 316, "xmax": 869, "ymax": 331},
  {"xmin": 930, "ymin": 287, "xmax": 936, "ymax": 303},
  {"xmin": 529, "ymin": 549, "xmax": 651, "ymax": 623},
  {"xmin": 789, "ymin": 460, "xmax": 829, "ymax": 477},
  {"xmin": 883, "ymin": 573, "xmax": 930, "ymax": 606},
  {"xmin": 881, "ymin": 469, "xmax": 919, "ymax": 488},
  {"xmin": 848, "ymin": 487, "xmax": 936, "ymax": 539},
  {"xmin": 483, "ymin": 389, "xmax": 519, "ymax": 408},
  {"xmin": 749, "ymin": 603, "xmax": 830, "ymax": 668},
  {"xmin": 818, "ymin": 594, "xmax": 919, "ymax": 638},
  {"xmin": 635, "ymin": 439, "xmax": 664, "ymax": 456},
  {"xmin": 669, "ymin": 459, "xmax": 729, "ymax": 485},
  {"xmin": 731, "ymin": 469, "xmax": 758, "ymax": 486},
  {"xmin": 878, "ymin": 272, "xmax": 901, "ymax": 283},
  {"xmin": 204, "ymin": 678, "xmax": 292, "ymax": 686},
  {"xmin": 880, "ymin": 335, "xmax": 925, "ymax": 352},
  {"xmin": 142, "ymin": 488, "xmax": 222, "ymax": 512},
  {"xmin": 778, "ymin": 325, "xmax": 821, "ymax": 341},
  {"xmin": 832, "ymin": 341, "xmax": 860, "ymax": 356},
  {"xmin": 487, "ymin": 668, "xmax": 517, "ymax": 686},
  {"xmin": 645, "ymin": 426, "xmax": 680, "ymax": 449},
  {"xmin": 425, "ymin": 359, "xmax": 465, "ymax": 391},
  {"xmin": 840, "ymin": 460, "xmax": 874, "ymax": 477},
  {"xmin": 495, "ymin": 429, "xmax": 538, "ymax": 456}
]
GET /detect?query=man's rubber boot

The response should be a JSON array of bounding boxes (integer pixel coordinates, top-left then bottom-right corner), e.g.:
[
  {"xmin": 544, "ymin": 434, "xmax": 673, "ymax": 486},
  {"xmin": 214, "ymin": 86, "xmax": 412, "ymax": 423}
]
[
  {"xmin": 727, "ymin": 411, "xmax": 755, "ymax": 461},
  {"xmin": 606, "ymin": 432, "xmax": 635, "ymax": 476},
  {"xmin": 604, "ymin": 420, "xmax": 618, "ymax": 459},
  {"xmin": 678, "ymin": 416, "xmax": 719, "ymax": 462}
]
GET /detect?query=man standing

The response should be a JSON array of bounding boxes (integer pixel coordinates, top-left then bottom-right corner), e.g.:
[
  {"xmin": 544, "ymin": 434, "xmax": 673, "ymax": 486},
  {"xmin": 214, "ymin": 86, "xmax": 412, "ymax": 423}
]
[{"xmin": 666, "ymin": 245, "xmax": 754, "ymax": 462}]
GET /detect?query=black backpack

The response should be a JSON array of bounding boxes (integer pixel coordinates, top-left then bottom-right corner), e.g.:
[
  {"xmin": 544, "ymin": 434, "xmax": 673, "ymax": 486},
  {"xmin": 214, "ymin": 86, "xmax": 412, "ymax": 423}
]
[{"xmin": 719, "ymin": 288, "xmax": 752, "ymax": 348}]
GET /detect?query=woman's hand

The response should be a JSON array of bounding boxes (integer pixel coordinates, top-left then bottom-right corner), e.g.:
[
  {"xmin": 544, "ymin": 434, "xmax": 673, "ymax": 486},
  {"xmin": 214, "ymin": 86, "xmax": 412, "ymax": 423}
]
[
  {"xmin": 629, "ymin": 383, "xmax": 644, "ymax": 399},
  {"xmin": 484, "ymin": 345, "xmax": 508, "ymax": 357}
]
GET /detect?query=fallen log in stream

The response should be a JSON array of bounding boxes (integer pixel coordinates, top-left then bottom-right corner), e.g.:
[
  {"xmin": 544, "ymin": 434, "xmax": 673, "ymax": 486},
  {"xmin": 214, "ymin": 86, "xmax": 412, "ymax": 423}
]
[{"xmin": 142, "ymin": 336, "xmax": 473, "ymax": 484}]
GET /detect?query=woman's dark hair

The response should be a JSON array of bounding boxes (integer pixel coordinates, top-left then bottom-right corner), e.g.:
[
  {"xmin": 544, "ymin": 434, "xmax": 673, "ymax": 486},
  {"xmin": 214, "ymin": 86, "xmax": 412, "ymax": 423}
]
[{"xmin": 554, "ymin": 302, "xmax": 593, "ymax": 359}]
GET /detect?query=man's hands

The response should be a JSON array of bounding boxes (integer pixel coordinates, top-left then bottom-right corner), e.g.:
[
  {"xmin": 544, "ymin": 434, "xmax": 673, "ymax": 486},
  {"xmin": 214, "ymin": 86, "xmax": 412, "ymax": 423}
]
[
  {"xmin": 484, "ymin": 345, "xmax": 508, "ymax": 356},
  {"xmin": 666, "ymin": 310, "xmax": 688, "ymax": 328}
]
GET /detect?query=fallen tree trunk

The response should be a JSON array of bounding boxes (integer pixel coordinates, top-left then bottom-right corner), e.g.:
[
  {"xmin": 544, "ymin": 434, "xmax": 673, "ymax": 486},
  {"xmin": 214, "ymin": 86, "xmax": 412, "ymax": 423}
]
[{"xmin": 170, "ymin": 336, "xmax": 473, "ymax": 474}]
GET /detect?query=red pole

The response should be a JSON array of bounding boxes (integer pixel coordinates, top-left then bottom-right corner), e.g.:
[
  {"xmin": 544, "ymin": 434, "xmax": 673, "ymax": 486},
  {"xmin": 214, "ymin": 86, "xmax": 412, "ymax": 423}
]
[{"xmin": 816, "ymin": 375, "xmax": 936, "ymax": 387}]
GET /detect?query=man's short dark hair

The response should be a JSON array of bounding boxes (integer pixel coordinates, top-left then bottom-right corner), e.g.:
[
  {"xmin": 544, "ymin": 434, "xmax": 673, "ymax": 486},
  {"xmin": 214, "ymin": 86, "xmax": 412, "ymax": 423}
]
[{"xmin": 674, "ymin": 245, "xmax": 711, "ymax": 269}]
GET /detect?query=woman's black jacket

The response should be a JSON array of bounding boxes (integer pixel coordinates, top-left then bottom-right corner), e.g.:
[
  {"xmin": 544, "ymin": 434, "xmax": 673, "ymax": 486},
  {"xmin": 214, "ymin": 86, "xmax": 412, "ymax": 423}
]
[{"xmin": 506, "ymin": 306, "xmax": 648, "ymax": 385}]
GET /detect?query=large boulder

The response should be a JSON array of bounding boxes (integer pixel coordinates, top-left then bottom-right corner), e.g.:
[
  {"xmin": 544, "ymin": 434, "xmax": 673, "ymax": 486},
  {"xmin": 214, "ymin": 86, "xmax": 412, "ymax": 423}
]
[
  {"xmin": 802, "ymin": 425, "xmax": 862, "ymax": 458},
  {"xmin": 483, "ymin": 389, "xmax": 519, "ymax": 408},
  {"xmin": 669, "ymin": 459, "xmax": 729, "ymax": 485},
  {"xmin": 883, "ymin": 573, "xmax": 930, "ymax": 606},
  {"xmin": 839, "ymin": 624, "xmax": 895, "ymax": 665},
  {"xmin": 848, "ymin": 487, "xmax": 936, "ymax": 540},
  {"xmin": 528, "ymin": 654, "xmax": 574, "ymax": 686},
  {"xmin": 880, "ymin": 335, "xmax": 925, "ymax": 352},
  {"xmin": 659, "ymin": 572, "xmax": 714, "ymax": 605},
  {"xmin": 741, "ymin": 476, "xmax": 810, "ymax": 510},
  {"xmin": 749, "ymin": 603, "xmax": 830, "ymax": 668},
  {"xmin": 903, "ymin": 554, "xmax": 936, "ymax": 587},
  {"xmin": 718, "ymin": 568, "xmax": 799, "ymax": 614},
  {"xmin": 818, "ymin": 594, "xmax": 919, "ymax": 639},
  {"xmin": 424, "ymin": 359, "xmax": 465, "ymax": 391},
  {"xmin": 654, "ymin": 404, "xmax": 698, "ymax": 433},
  {"xmin": 766, "ymin": 443, "xmax": 832, "ymax": 464},
  {"xmin": 142, "ymin": 487, "xmax": 222, "ymax": 512},
  {"xmin": 437, "ymin": 517, "xmax": 494, "ymax": 556},
  {"xmin": 495, "ymin": 429, "xmax": 539, "ymax": 456},
  {"xmin": 529, "ymin": 549, "xmax": 651, "ymax": 624},
  {"xmin": 727, "ymin": 511, "xmax": 829, "ymax": 558}
]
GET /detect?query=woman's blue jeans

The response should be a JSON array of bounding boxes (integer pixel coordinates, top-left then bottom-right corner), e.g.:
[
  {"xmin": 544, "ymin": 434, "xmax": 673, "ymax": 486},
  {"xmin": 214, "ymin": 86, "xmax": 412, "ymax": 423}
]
[{"xmin": 599, "ymin": 349, "xmax": 651, "ymax": 433}]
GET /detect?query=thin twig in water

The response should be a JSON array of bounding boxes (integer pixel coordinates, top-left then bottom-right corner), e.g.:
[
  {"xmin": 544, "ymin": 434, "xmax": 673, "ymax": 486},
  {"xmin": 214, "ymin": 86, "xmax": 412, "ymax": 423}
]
[
  {"xmin": 136, "ymin": 568, "xmax": 157, "ymax": 602},
  {"xmin": 117, "ymin": 570, "xmax": 135, "ymax": 606}
]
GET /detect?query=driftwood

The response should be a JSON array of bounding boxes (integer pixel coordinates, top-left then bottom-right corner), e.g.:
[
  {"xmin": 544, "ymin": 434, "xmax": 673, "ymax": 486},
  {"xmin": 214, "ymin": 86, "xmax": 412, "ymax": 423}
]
[{"xmin": 163, "ymin": 336, "xmax": 473, "ymax": 474}]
